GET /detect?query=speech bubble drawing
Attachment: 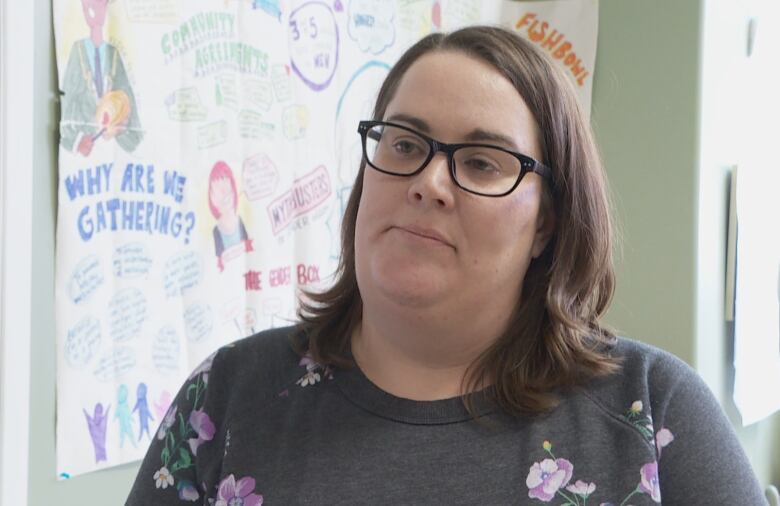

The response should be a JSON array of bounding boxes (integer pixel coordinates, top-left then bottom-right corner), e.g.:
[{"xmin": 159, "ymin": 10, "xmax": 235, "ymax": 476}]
[
  {"xmin": 238, "ymin": 110, "xmax": 275, "ymax": 140},
  {"xmin": 244, "ymin": 307, "xmax": 257, "ymax": 334},
  {"xmin": 68, "ymin": 255, "xmax": 104, "ymax": 305},
  {"xmin": 64, "ymin": 317, "xmax": 101, "ymax": 369},
  {"xmin": 108, "ymin": 288, "xmax": 147, "ymax": 342},
  {"xmin": 113, "ymin": 242, "xmax": 152, "ymax": 279},
  {"xmin": 282, "ymin": 105, "xmax": 310, "ymax": 140},
  {"xmin": 243, "ymin": 78, "xmax": 274, "ymax": 111},
  {"xmin": 93, "ymin": 346, "xmax": 136, "ymax": 382},
  {"xmin": 125, "ymin": 0, "xmax": 178, "ymax": 23},
  {"xmin": 184, "ymin": 303, "xmax": 213, "ymax": 343},
  {"xmin": 288, "ymin": 2, "xmax": 339, "ymax": 91},
  {"xmin": 197, "ymin": 120, "xmax": 229, "ymax": 149},
  {"xmin": 163, "ymin": 250, "xmax": 202, "ymax": 297},
  {"xmin": 215, "ymin": 74, "xmax": 239, "ymax": 111},
  {"xmin": 271, "ymin": 64, "xmax": 293, "ymax": 102},
  {"xmin": 347, "ymin": 0, "xmax": 395, "ymax": 55},
  {"xmin": 242, "ymin": 153, "xmax": 279, "ymax": 201},
  {"xmin": 165, "ymin": 88, "xmax": 208, "ymax": 121},
  {"xmin": 152, "ymin": 326, "xmax": 180, "ymax": 375}
]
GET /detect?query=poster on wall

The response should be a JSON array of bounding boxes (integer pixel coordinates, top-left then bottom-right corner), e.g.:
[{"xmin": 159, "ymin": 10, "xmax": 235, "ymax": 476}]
[{"xmin": 53, "ymin": 0, "xmax": 599, "ymax": 478}]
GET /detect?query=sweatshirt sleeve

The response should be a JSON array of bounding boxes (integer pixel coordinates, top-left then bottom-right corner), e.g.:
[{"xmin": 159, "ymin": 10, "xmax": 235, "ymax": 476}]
[
  {"xmin": 651, "ymin": 355, "xmax": 767, "ymax": 505},
  {"xmin": 125, "ymin": 349, "xmax": 225, "ymax": 505}
]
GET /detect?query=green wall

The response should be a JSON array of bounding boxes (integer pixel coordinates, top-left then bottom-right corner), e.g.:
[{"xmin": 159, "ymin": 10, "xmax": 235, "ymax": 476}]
[{"xmin": 26, "ymin": 0, "xmax": 776, "ymax": 503}]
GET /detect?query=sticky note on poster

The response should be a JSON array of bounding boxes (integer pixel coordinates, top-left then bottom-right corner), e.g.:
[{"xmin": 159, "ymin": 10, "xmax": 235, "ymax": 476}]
[
  {"xmin": 271, "ymin": 64, "xmax": 293, "ymax": 102},
  {"xmin": 238, "ymin": 110, "xmax": 275, "ymax": 140},
  {"xmin": 215, "ymin": 74, "xmax": 239, "ymax": 110},
  {"xmin": 198, "ymin": 120, "xmax": 229, "ymax": 149},
  {"xmin": 166, "ymin": 88, "xmax": 207, "ymax": 121},
  {"xmin": 243, "ymin": 78, "xmax": 274, "ymax": 111}
]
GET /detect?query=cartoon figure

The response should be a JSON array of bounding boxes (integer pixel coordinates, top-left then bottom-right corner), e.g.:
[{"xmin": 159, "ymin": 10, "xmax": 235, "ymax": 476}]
[
  {"xmin": 60, "ymin": 0, "xmax": 143, "ymax": 156},
  {"xmin": 132, "ymin": 382, "xmax": 154, "ymax": 442},
  {"xmin": 114, "ymin": 384, "xmax": 137, "ymax": 448},
  {"xmin": 208, "ymin": 161, "xmax": 253, "ymax": 271},
  {"xmin": 83, "ymin": 402, "xmax": 110, "ymax": 463},
  {"xmin": 153, "ymin": 390, "xmax": 173, "ymax": 421}
]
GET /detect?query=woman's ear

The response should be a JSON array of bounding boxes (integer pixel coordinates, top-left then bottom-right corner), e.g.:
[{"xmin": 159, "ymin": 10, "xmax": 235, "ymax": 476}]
[{"xmin": 531, "ymin": 203, "xmax": 555, "ymax": 259}]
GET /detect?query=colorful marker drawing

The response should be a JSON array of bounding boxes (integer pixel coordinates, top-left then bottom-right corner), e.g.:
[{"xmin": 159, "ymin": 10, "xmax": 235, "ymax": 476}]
[
  {"xmin": 60, "ymin": 0, "xmax": 143, "ymax": 156},
  {"xmin": 114, "ymin": 384, "xmax": 137, "ymax": 448},
  {"xmin": 83, "ymin": 402, "xmax": 110, "ymax": 463},
  {"xmin": 132, "ymin": 382, "xmax": 155, "ymax": 441},
  {"xmin": 154, "ymin": 390, "xmax": 173, "ymax": 420},
  {"xmin": 208, "ymin": 161, "xmax": 253, "ymax": 272}
]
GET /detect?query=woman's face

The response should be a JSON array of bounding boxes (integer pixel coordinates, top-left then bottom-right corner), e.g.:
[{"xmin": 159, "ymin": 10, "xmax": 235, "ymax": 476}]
[
  {"xmin": 210, "ymin": 176, "xmax": 235, "ymax": 217},
  {"xmin": 354, "ymin": 50, "xmax": 553, "ymax": 322}
]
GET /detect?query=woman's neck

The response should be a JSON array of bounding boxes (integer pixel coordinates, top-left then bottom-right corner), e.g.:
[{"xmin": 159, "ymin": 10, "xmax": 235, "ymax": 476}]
[{"xmin": 351, "ymin": 306, "xmax": 499, "ymax": 401}]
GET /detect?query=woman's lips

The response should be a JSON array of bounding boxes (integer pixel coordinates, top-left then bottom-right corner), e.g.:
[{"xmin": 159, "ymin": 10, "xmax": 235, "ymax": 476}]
[{"xmin": 395, "ymin": 225, "xmax": 454, "ymax": 248}]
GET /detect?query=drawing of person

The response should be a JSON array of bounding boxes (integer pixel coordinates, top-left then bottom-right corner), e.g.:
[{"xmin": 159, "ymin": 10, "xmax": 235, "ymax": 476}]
[
  {"xmin": 208, "ymin": 161, "xmax": 253, "ymax": 272},
  {"xmin": 60, "ymin": 0, "xmax": 143, "ymax": 156},
  {"xmin": 153, "ymin": 390, "xmax": 173, "ymax": 421},
  {"xmin": 83, "ymin": 402, "xmax": 110, "ymax": 463},
  {"xmin": 132, "ymin": 382, "xmax": 154, "ymax": 442},
  {"xmin": 114, "ymin": 384, "xmax": 137, "ymax": 449}
]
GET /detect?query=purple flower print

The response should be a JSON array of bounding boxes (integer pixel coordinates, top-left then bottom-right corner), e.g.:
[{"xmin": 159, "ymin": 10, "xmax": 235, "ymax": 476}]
[
  {"xmin": 187, "ymin": 409, "xmax": 215, "ymax": 455},
  {"xmin": 177, "ymin": 480, "xmax": 199, "ymax": 502},
  {"xmin": 299, "ymin": 354, "xmax": 317, "ymax": 370},
  {"xmin": 215, "ymin": 474, "xmax": 263, "ymax": 506},
  {"xmin": 639, "ymin": 462, "xmax": 661, "ymax": 502},
  {"xmin": 655, "ymin": 427, "xmax": 674, "ymax": 457},
  {"xmin": 566, "ymin": 480, "xmax": 596, "ymax": 496},
  {"xmin": 188, "ymin": 351, "xmax": 217, "ymax": 385},
  {"xmin": 526, "ymin": 458, "xmax": 573, "ymax": 502},
  {"xmin": 157, "ymin": 404, "xmax": 177, "ymax": 440}
]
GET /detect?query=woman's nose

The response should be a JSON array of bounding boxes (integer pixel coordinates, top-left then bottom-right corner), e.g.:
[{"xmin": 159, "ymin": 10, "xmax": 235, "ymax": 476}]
[{"xmin": 407, "ymin": 152, "xmax": 456, "ymax": 209}]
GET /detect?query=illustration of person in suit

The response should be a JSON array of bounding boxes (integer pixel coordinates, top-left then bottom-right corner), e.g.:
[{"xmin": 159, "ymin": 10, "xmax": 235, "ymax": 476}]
[
  {"xmin": 208, "ymin": 161, "xmax": 253, "ymax": 272},
  {"xmin": 60, "ymin": 0, "xmax": 143, "ymax": 156}
]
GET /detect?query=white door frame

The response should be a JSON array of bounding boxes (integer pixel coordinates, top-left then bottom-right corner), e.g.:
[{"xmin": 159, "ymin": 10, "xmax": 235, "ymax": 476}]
[{"xmin": 0, "ymin": 0, "xmax": 34, "ymax": 503}]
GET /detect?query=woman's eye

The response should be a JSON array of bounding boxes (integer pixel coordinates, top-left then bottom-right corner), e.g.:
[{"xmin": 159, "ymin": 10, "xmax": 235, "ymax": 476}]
[
  {"xmin": 392, "ymin": 140, "xmax": 419, "ymax": 154},
  {"xmin": 465, "ymin": 157, "xmax": 500, "ymax": 173}
]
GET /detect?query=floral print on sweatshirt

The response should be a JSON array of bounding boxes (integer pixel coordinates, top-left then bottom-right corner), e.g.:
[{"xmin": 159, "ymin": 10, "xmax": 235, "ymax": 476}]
[
  {"xmin": 526, "ymin": 401, "xmax": 675, "ymax": 505},
  {"xmin": 151, "ymin": 351, "xmax": 218, "ymax": 502}
]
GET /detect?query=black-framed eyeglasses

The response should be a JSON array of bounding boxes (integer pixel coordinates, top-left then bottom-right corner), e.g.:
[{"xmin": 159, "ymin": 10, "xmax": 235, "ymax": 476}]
[{"xmin": 357, "ymin": 120, "xmax": 553, "ymax": 197}]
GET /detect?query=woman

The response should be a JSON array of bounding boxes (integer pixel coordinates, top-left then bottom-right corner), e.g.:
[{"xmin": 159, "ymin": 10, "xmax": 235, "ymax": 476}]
[
  {"xmin": 128, "ymin": 27, "xmax": 765, "ymax": 504},
  {"xmin": 208, "ymin": 160, "xmax": 253, "ymax": 272}
]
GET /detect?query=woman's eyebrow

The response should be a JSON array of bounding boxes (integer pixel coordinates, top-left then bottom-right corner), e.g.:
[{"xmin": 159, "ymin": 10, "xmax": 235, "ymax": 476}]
[
  {"xmin": 386, "ymin": 113, "xmax": 519, "ymax": 150},
  {"xmin": 386, "ymin": 113, "xmax": 430, "ymax": 132},
  {"xmin": 463, "ymin": 128, "xmax": 518, "ymax": 150}
]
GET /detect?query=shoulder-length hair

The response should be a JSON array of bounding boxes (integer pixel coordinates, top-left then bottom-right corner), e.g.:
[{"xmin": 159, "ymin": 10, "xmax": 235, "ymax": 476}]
[{"xmin": 298, "ymin": 26, "xmax": 620, "ymax": 416}]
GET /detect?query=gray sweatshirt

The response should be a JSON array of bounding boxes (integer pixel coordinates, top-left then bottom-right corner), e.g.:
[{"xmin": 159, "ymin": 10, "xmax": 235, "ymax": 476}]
[{"xmin": 126, "ymin": 326, "xmax": 767, "ymax": 505}]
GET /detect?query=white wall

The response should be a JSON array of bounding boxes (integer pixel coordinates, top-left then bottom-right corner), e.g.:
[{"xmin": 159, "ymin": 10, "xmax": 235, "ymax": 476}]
[{"xmin": 0, "ymin": 0, "xmax": 34, "ymax": 504}]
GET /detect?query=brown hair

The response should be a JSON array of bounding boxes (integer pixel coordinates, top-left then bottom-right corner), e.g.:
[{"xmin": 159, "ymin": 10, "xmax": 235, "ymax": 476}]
[{"xmin": 297, "ymin": 26, "xmax": 620, "ymax": 416}]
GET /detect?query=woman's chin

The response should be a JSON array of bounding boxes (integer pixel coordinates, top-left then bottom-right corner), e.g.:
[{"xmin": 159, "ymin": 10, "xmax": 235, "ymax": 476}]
[{"xmin": 367, "ymin": 263, "xmax": 451, "ymax": 309}]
